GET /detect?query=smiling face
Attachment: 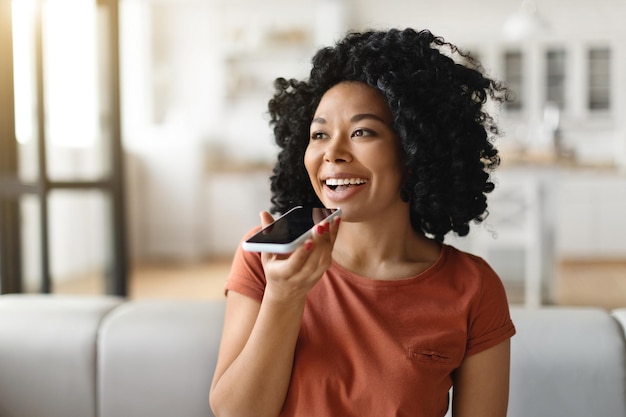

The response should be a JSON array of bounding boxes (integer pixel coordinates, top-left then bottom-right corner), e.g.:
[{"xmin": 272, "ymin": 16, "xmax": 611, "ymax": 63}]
[{"xmin": 304, "ymin": 81, "xmax": 407, "ymax": 222}]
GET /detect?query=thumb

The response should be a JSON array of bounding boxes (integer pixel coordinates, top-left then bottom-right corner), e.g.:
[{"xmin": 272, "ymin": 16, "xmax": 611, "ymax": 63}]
[{"xmin": 259, "ymin": 211, "xmax": 275, "ymax": 228}]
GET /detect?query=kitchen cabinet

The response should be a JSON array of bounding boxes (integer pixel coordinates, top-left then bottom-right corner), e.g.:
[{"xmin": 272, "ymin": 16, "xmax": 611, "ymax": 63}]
[
  {"xmin": 556, "ymin": 172, "xmax": 626, "ymax": 259},
  {"xmin": 447, "ymin": 166, "xmax": 626, "ymax": 305}
]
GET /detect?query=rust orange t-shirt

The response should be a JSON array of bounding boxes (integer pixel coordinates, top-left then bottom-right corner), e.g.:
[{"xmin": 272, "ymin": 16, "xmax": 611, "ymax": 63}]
[{"xmin": 226, "ymin": 234, "xmax": 516, "ymax": 417}]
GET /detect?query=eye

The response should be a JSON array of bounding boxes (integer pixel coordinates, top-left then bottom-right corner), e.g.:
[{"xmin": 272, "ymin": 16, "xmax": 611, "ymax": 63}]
[
  {"xmin": 310, "ymin": 131, "xmax": 329, "ymax": 140},
  {"xmin": 352, "ymin": 128, "xmax": 375, "ymax": 138}
]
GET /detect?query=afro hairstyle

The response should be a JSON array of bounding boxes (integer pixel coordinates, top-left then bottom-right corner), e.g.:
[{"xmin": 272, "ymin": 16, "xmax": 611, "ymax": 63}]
[{"xmin": 267, "ymin": 28, "xmax": 508, "ymax": 241}]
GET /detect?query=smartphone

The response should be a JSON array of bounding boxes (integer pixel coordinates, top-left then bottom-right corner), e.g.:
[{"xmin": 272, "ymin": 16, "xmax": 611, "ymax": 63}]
[{"xmin": 242, "ymin": 206, "xmax": 341, "ymax": 254}]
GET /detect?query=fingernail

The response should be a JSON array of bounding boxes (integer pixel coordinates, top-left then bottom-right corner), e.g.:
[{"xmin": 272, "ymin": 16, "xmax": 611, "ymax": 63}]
[
  {"xmin": 305, "ymin": 241, "xmax": 313, "ymax": 251},
  {"xmin": 335, "ymin": 217, "xmax": 341, "ymax": 226},
  {"xmin": 317, "ymin": 225, "xmax": 325, "ymax": 234},
  {"xmin": 324, "ymin": 222, "xmax": 330, "ymax": 232}
]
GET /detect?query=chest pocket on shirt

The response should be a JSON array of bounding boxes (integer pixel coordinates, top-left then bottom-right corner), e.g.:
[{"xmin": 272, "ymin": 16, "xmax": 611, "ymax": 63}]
[{"xmin": 407, "ymin": 347, "xmax": 458, "ymax": 366}]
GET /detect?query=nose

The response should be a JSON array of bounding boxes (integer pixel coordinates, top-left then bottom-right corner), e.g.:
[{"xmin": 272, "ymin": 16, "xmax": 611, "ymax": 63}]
[{"xmin": 323, "ymin": 136, "xmax": 352, "ymax": 163}]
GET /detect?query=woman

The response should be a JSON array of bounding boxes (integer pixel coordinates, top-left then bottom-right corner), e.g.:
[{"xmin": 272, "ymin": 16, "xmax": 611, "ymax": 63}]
[{"xmin": 210, "ymin": 28, "xmax": 516, "ymax": 417}]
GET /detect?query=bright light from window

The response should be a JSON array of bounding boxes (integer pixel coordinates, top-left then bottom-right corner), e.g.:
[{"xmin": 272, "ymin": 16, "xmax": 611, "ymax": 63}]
[
  {"xmin": 43, "ymin": 0, "xmax": 98, "ymax": 147},
  {"xmin": 12, "ymin": 0, "xmax": 36, "ymax": 145},
  {"xmin": 12, "ymin": 0, "xmax": 99, "ymax": 148}
]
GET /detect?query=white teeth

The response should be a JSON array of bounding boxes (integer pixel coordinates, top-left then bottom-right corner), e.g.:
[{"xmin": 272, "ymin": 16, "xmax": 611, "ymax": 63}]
[{"xmin": 325, "ymin": 178, "xmax": 368, "ymax": 186}]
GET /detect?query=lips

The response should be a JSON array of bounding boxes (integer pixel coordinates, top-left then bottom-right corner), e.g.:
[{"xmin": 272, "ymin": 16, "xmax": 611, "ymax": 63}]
[{"xmin": 321, "ymin": 176, "xmax": 369, "ymax": 204}]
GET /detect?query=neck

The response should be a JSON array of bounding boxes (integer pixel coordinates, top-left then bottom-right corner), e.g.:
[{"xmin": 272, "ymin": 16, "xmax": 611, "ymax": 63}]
[{"xmin": 332, "ymin": 209, "xmax": 440, "ymax": 280}]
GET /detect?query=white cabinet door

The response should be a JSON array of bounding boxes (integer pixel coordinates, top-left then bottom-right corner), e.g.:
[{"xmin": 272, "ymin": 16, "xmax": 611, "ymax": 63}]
[
  {"xmin": 595, "ymin": 177, "xmax": 626, "ymax": 257},
  {"xmin": 556, "ymin": 177, "xmax": 596, "ymax": 257},
  {"xmin": 556, "ymin": 173, "xmax": 626, "ymax": 259}
]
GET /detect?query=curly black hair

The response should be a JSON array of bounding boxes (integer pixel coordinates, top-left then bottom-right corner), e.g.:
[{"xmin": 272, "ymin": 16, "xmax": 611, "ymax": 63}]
[{"xmin": 267, "ymin": 28, "xmax": 508, "ymax": 242}]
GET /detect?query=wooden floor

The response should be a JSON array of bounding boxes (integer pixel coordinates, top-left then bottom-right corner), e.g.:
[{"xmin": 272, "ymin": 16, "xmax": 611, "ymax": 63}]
[
  {"xmin": 54, "ymin": 259, "xmax": 626, "ymax": 310},
  {"xmin": 552, "ymin": 261, "xmax": 626, "ymax": 310}
]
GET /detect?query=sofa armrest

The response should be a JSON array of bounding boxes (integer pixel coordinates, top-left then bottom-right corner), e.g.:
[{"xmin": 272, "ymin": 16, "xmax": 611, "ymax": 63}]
[
  {"xmin": 0, "ymin": 294, "xmax": 123, "ymax": 417},
  {"xmin": 97, "ymin": 299, "xmax": 225, "ymax": 417},
  {"xmin": 612, "ymin": 308, "xmax": 626, "ymax": 337}
]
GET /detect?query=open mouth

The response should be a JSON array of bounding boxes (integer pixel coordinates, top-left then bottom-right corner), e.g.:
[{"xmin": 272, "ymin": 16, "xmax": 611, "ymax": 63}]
[{"xmin": 324, "ymin": 178, "xmax": 368, "ymax": 192}]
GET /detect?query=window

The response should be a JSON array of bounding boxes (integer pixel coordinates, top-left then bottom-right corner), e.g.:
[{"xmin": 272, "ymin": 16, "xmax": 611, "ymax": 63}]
[
  {"xmin": 1, "ymin": 0, "xmax": 128, "ymax": 295},
  {"xmin": 588, "ymin": 47, "xmax": 611, "ymax": 111},
  {"xmin": 546, "ymin": 49, "xmax": 566, "ymax": 109},
  {"xmin": 504, "ymin": 51, "xmax": 523, "ymax": 110}
]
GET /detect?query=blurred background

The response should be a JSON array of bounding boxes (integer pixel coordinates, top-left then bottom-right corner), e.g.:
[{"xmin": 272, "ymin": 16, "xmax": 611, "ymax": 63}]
[{"xmin": 1, "ymin": 0, "xmax": 625, "ymax": 308}]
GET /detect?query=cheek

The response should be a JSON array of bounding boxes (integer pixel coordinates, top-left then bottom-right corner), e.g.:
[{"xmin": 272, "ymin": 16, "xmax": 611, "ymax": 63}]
[{"xmin": 373, "ymin": 148, "xmax": 405, "ymax": 186}]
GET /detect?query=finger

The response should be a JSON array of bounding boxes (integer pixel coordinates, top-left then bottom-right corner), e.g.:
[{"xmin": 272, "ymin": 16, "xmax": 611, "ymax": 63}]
[
  {"xmin": 259, "ymin": 211, "xmax": 275, "ymax": 228},
  {"xmin": 281, "ymin": 235, "xmax": 316, "ymax": 265},
  {"xmin": 258, "ymin": 212, "xmax": 278, "ymax": 263},
  {"xmin": 312, "ymin": 215, "xmax": 340, "ymax": 243},
  {"xmin": 328, "ymin": 216, "xmax": 341, "ymax": 240},
  {"xmin": 310, "ymin": 216, "xmax": 340, "ymax": 267}
]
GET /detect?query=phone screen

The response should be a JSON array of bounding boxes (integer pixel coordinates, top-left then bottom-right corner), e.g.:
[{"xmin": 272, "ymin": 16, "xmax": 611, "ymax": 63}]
[
  {"xmin": 247, "ymin": 207, "xmax": 338, "ymax": 244},
  {"xmin": 242, "ymin": 206, "xmax": 340, "ymax": 253}
]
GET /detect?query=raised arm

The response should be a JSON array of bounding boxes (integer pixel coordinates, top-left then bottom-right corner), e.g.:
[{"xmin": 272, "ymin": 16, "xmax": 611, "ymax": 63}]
[
  {"xmin": 209, "ymin": 289, "xmax": 304, "ymax": 417},
  {"xmin": 209, "ymin": 212, "xmax": 340, "ymax": 417}
]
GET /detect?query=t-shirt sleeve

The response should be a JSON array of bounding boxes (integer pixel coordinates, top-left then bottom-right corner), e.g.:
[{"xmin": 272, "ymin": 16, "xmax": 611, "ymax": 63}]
[
  {"xmin": 465, "ymin": 258, "xmax": 516, "ymax": 356},
  {"xmin": 224, "ymin": 227, "xmax": 267, "ymax": 303}
]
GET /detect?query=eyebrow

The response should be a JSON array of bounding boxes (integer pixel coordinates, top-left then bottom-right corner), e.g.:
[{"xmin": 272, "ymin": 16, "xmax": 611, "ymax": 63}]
[{"xmin": 311, "ymin": 113, "xmax": 390, "ymax": 125}]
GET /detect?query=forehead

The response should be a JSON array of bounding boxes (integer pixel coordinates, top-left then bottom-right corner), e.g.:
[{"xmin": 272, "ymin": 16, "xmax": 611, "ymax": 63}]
[{"xmin": 313, "ymin": 81, "xmax": 393, "ymax": 122}]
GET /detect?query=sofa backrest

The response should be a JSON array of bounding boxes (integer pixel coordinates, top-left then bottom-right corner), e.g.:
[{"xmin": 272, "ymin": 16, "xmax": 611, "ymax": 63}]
[
  {"xmin": 97, "ymin": 299, "xmax": 224, "ymax": 417},
  {"xmin": 509, "ymin": 306, "xmax": 626, "ymax": 417},
  {"xmin": 0, "ymin": 295, "xmax": 124, "ymax": 417},
  {"xmin": 2, "ymin": 295, "xmax": 626, "ymax": 417}
]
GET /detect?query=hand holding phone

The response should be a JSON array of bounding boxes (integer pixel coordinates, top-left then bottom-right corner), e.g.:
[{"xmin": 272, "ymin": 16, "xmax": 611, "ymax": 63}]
[{"xmin": 242, "ymin": 206, "xmax": 342, "ymax": 254}]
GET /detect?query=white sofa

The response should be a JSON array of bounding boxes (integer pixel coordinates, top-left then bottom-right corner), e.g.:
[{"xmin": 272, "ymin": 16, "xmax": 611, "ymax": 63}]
[{"xmin": 1, "ymin": 294, "xmax": 625, "ymax": 417}]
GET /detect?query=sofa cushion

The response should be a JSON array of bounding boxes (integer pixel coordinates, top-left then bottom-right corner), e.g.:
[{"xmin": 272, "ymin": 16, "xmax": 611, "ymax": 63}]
[
  {"xmin": 97, "ymin": 299, "xmax": 225, "ymax": 417},
  {"xmin": 509, "ymin": 306, "xmax": 626, "ymax": 417},
  {"xmin": 0, "ymin": 294, "xmax": 123, "ymax": 417}
]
